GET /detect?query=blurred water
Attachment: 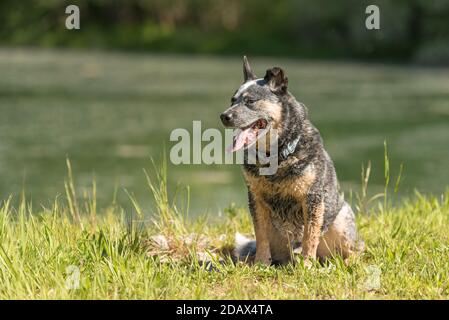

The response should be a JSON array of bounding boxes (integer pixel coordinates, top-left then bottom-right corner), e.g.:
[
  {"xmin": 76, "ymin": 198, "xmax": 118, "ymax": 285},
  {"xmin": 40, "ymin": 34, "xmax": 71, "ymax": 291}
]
[{"xmin": 0, "ymin": 49, "xmax": 448, "ymax": 215}]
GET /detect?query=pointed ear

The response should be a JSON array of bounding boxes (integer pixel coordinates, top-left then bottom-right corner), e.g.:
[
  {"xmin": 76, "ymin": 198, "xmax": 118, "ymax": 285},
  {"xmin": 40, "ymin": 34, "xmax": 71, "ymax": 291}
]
[
  {"xmin": 243, "ymin": 55, "xmax": 256, "ymax": 82},
  {"xmin": 264, "ymin": 67, "xmax": 288, "ymax": 93}
]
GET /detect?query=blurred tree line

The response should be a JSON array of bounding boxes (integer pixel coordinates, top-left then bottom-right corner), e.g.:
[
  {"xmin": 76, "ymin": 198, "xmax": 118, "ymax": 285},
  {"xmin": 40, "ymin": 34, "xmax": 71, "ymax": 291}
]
[{"xmin": 0, "ymin": 0, "xmax": 448, "ymax": 64}]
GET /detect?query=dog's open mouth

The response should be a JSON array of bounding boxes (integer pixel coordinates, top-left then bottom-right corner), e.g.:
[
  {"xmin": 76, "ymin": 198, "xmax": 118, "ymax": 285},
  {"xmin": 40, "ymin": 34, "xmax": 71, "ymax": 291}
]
[{"xmin": 227, "ymin": 119, "xmax": 269, "ymax": 153}]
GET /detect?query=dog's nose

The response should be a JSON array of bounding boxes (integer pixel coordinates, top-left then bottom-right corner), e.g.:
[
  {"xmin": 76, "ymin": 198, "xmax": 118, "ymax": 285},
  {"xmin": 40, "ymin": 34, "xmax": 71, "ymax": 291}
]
[{"xmin": 220, "ymin": 112, "xmax": 233, "ymax": 126}]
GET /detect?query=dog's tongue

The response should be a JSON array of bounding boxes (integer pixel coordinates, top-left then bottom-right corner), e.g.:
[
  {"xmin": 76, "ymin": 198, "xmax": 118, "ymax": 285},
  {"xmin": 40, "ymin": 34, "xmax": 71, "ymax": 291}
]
[{"xmin": 227, "ymin": 127, "xmax": 257, "ymax": 153}]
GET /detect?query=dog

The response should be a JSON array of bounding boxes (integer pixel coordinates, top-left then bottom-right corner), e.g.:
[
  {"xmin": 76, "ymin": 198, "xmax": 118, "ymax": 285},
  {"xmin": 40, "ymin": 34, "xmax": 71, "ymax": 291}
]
[{"xmin": 220, "ymin": 56, "xmax": 364, "ymax": 266}]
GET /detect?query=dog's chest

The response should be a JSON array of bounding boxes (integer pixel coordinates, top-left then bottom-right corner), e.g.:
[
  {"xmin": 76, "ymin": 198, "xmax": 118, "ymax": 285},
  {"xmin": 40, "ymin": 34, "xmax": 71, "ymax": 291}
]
[
  {"xmin": 244, "ymin": 165, "xmax": 316, "ymax": 233},
  {"xmin": 262, "ymin": 192, "xmax": 304, "ymax": 233}
]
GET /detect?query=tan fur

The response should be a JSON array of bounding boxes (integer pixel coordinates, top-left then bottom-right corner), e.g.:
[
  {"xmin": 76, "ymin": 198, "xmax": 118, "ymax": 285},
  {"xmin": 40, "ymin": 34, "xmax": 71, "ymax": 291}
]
[
  {"xmin": 243, "ymin": 170, "xmax": 271, "ymax": 197},
  {"xmin": 243, "ymin": 164, "xmax": 316, "ymax": 200},
  {"xmin": 245, "ymin": 166, "xmax": 358, "ymax": 265},
  {"xmin": 278, "ymin": 164, "xmax": 316, "ymax": 198},
  {"xmin": 244, "ymin": 164, "xmax": 320, "ymax": 264},
  {"xmin": 244, "ymin": 171, "xmax": 290, "ymax": 264},
  {"xmin": 254, "ymin": 100, "xmax": 282, "ymax": 130},
  {"xmin": 252, "ymin": 199, "xmax": 272, "ymax": 264},
  {"xmin": 301, "ymin": 200, "xmax": 324, "ymax": 261}
]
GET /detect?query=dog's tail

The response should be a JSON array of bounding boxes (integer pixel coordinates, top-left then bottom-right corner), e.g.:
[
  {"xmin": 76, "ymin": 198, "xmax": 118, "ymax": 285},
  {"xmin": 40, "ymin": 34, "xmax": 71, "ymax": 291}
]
[{"xmin": 233, "ymin": 232, "xmax": 256, "ymax": 261}]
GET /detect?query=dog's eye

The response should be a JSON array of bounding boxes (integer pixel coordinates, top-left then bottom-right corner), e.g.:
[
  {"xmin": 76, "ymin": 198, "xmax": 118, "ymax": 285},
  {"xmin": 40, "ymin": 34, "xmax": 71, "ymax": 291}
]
[{"xmin": 244, "ymin": 97, "xmax": 257, "ymax": 105}]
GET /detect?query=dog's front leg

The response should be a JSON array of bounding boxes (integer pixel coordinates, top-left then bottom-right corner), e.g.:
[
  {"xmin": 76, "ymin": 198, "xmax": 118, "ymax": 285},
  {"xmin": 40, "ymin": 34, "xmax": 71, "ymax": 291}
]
[
  {"xmin": 301, "ymin": 195, "xmax": 324, "ymax": 266},
  {"xmin": 253, "ymin": 201, "xmax": 272, "ymax": 265}
]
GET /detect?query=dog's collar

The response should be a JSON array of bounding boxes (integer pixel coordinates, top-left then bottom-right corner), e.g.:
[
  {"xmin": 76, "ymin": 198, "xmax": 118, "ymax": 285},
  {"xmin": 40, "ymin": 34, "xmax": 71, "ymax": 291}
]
[{"xmin": 279, "ymin": 136, "xmax": 300, "ymax": 160}]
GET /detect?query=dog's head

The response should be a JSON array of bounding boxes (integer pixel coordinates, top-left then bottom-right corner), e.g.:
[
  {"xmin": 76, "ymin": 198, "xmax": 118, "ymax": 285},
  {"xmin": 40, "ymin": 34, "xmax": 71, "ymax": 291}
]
[{"xmin": 221, "ymin": 56, "xmax": 288, "ymax": 152}]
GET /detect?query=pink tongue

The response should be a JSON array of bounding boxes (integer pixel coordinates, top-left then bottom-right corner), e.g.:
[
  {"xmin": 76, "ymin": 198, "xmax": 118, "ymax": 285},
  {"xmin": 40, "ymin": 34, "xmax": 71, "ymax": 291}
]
[{"xmin": 227, "ymin": 128, "xmax": 257, "ymax": 153}]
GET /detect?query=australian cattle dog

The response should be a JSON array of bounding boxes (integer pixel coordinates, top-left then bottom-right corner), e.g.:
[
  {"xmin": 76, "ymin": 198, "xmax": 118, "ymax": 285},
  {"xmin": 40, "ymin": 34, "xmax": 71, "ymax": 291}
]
[{"xmin": 220, "ymin": 56, "xmax": 364, "ymax": 266}]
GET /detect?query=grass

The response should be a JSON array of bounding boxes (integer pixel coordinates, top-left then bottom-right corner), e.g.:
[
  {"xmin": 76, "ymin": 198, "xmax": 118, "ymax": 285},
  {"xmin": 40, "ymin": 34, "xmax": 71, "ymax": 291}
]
[
  {"xmin": 0, "ymin": 48, "xmax": 448, "ymax": 299},
  {"xmin": 0, "ymin": 161, "xmax": 448, "ymax": 300}
]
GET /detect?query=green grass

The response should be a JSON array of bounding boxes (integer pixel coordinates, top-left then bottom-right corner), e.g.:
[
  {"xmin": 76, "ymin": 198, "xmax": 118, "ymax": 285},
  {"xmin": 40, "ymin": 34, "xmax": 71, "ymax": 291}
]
[{"xmin": 0, "ymin": 162, "xmax": 448, "ymax": 299}]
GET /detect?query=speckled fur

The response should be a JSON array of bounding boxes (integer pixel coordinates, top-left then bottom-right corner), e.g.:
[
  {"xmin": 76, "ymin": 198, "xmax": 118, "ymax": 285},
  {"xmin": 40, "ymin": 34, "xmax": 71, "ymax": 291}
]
[{"xmin": 222, "ymin": 57, "xmax": 364, "ymax": 265}]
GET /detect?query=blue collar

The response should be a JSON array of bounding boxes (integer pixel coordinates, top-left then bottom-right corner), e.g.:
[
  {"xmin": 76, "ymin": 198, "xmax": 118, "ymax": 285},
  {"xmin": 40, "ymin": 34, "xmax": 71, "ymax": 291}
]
[{"xmin": 279, "ymin": 136, "xmax": 300, "ymax": 160}]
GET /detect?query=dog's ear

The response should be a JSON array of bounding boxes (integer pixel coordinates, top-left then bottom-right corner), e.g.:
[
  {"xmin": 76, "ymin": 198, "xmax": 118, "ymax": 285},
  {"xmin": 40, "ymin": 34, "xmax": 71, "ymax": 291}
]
[
  {"xmin": 264, "ymin": 67, "xmax": 288, "ymax": 94},
  {"xmin": 243, "ymin": 55, "xmax": 256, "ymax": 82}
]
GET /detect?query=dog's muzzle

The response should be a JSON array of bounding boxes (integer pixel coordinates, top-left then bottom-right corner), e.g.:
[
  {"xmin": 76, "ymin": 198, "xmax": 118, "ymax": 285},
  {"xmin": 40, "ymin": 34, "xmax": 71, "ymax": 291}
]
[{"xmin": 220, "ymin": 112, "xmax": 234, "ymax": 127}]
